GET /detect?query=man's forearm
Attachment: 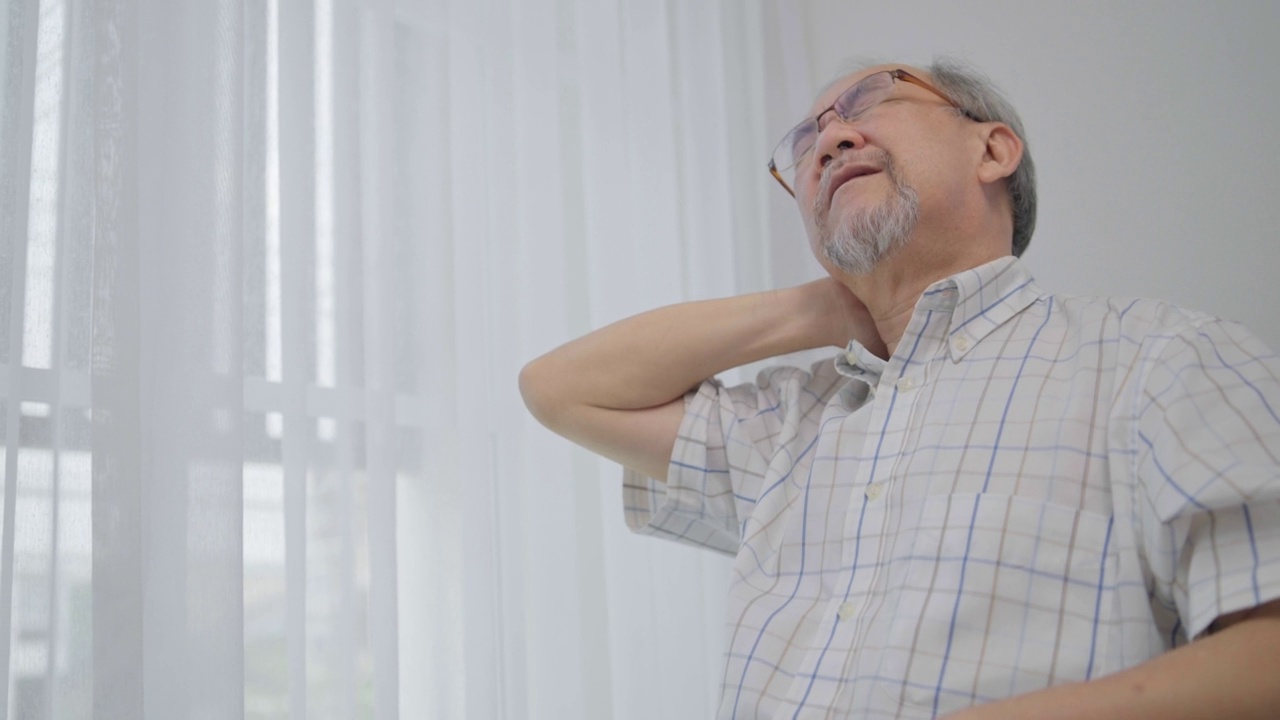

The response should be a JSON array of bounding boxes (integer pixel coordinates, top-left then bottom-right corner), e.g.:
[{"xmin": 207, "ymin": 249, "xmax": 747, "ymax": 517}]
[
  {"xmin": 520, "ymin": 280, "xmax": 852, "ymax": 420},
  {"xmin": 519, "ymin": 277, "xmax": 877, "ymax": 480},
  {"xmin": 945, "ymin": 601, "xmax": 1280, "ymax": 720}
]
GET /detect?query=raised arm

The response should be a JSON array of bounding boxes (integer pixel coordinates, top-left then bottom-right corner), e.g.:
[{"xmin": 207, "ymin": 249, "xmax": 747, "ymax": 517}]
[{"xmin": 519, "ymin": 277, "xmax": 878, "ymax": 481}]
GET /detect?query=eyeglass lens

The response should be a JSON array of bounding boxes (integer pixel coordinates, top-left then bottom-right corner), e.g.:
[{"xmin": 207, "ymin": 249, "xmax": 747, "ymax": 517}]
[{"xmin": 774, "ymin": 71, "xmax": 895, "ymax": 174}]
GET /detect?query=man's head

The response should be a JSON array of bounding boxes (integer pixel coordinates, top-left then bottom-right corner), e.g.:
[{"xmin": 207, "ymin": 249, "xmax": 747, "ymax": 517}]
[{"xmin": 771, "ymin": 59, "xmax": 1036, "ymax": 277}]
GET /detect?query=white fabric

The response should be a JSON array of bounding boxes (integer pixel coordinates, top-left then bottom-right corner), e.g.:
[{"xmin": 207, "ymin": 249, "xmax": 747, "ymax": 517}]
[
  {"xmin": 1, "ymin": 0, "xmax": 769, "ymax": 717},
  {"xmin": 625, "ymin": 257, "xmax": 1280, "ymax": 719}
]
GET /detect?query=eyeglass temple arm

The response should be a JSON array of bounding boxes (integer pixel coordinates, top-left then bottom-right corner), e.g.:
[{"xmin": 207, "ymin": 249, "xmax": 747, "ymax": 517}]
[{"xmin": 768, "ymin": 161, "xmax": 796, "ymax": 198}]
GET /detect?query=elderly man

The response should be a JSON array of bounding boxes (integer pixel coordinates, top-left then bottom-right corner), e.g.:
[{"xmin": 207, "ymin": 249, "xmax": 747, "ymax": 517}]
[{"xmin": 519, "ymin": 59, "xmax": 1280, "ymax": 719}]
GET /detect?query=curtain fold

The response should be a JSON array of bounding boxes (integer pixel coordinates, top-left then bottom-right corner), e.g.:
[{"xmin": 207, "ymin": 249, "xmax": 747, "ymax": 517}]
[{"xmin": 0, "ymin": 0, "xmax": 772, "ymax": 717}]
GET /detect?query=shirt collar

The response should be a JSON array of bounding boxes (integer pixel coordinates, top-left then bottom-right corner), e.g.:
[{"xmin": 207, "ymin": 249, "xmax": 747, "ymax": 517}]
[
  {"xmin": 838, "ymin": 256, "xmax": 1045, "ymax": 376},
  {"xmin": 921, "ymin": 256, "xmax": 1044, "ymax": 361},
  {"xmin": 835, "ymin": 339, "xmax": 887, "ymax": 390}
]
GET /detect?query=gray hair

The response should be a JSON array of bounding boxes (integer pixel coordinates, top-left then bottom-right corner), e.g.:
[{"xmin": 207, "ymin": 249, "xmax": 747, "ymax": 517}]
[{"xmin": 827, "ymin": 57, "xmax": 1038, "ymax": 257}]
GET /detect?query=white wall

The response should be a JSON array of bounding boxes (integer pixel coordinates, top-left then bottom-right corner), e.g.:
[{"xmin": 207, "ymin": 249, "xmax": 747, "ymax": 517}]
[{"xmin": 765, "ymin": 0, "xmax": 1280, "ymax": 349}]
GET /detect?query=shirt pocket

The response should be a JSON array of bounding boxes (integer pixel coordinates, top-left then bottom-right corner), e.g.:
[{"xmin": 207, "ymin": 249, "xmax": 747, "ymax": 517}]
[{"xmin": 873, "ymin": 492, "xmax": 1115, "ymax": 714}]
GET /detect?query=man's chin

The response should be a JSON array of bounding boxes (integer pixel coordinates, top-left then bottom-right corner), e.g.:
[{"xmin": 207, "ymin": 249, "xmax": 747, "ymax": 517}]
[
  {"xmin": 813, "ymin": 204, "xmax": 858, "ymax": 244},
  {"xmin": 819, "ymin": 236, "xmax": 879, "ymax": 277},
  {"xmin": 820, "ymin": 221, "xmax": 915, "ymax": 277}
]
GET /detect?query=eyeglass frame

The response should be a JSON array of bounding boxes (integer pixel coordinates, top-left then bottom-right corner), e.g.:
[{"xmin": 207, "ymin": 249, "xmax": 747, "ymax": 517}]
[{"xmin": 767, "ymin": 68, "xmax": 977, "ymax": 198}]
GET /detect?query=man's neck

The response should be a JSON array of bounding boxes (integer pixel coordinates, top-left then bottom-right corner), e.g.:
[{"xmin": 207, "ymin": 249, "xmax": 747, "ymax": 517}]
[{"xmin": 842, "ymin": 243, "xmax": 1008, "ymax": 358}]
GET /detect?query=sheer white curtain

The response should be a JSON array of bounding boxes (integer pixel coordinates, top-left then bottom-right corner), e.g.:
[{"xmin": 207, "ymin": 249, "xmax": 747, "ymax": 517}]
[{"xmin": 0, "ymin": 0, "xmax": 770, "ymax": 717}]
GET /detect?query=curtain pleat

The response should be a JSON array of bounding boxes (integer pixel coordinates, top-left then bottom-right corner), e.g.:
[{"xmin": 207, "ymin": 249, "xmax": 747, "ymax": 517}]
[
  {"xmin": 274, "ymin": 1, "xmax": 316, "ymax": 717},
  {"xmin": 130, "ymin": 0, "xmax": 246, "ymax": 716},
  {"xmin": 0, "ymin": 3, "xmax": 38, "ymax": 718},
  {"xmin": 89, "ymin": 0, "xmax": 144, "ymax": 716},
  {"xmin": 355, "ymin": 7, "xmax": 401, "ymax": 720}
]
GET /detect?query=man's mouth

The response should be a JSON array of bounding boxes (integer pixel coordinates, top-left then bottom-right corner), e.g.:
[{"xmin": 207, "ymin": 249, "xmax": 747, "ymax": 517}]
[{"xmin": 820, "ymin": 162, "xmax": 882, "ymax": 210}]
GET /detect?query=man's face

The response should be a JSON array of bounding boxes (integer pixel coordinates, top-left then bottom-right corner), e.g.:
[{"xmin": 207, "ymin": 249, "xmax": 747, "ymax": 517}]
[
  {"xmin": 792, "ymin": 66, "xmax": 968, "ymax": 276},
  {"xmin": 809, "ymin": 145, "xmax": 919, "ymax": 276}
]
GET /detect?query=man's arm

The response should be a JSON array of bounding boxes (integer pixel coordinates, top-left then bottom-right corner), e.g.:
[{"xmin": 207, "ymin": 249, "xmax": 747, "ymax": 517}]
[
  {"xmin": 518, "ymin": 278, "xmax": 876, "ymax": 480},
  {"xmin": 945, "ymin": 598, "xmax": 1280, "ymax": 720}
]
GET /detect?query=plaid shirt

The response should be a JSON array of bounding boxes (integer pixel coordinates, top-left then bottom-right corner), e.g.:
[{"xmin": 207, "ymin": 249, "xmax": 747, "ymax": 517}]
[{"xmin": 623, "ymin": 256, "xmax": 1280, "ymax": 719}]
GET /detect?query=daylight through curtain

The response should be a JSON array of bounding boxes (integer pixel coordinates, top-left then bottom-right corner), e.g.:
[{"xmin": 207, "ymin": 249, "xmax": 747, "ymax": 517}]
[{"xmin": 0, "ymin": 0, "xmax": 769, "ymax": 717}]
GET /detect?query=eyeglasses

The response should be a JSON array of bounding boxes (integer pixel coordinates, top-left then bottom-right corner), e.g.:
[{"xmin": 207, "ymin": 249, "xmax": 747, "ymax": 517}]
[{"xmin": 768, "ymin": 69, "xmax": 972, "ymax": 197}]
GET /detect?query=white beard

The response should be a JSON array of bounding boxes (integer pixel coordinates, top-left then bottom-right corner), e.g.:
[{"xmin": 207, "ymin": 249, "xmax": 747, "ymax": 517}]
[{"xmin": 814, "ymin": 156, "xmax": 919, "ymax": 276}]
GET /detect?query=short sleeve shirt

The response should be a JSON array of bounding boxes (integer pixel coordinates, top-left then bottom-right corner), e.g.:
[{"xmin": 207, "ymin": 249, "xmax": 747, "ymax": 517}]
[{"xmin": 622, "ymin": 256, "xmax": 1280, "ymax": 719}]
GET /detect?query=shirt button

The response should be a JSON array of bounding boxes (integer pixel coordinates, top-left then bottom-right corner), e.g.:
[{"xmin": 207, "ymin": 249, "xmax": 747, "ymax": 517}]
[
  {"xmin": 954, "ymin": 335, "xmax": 971, "ymax": 352},
  {"xmin": 837, "ymin": 602, "xmax": 856, "ymax": 620},
  {"xmin": 895, "ymin": 376, "xmax": 916, "ymax": 392},
  {"xmin": 844, "ymin": 351, "xmax": 858, "ymax": 365},
  {"xmin": 864, "ymin": 482, "xmax": 886, "ymax": 501}
]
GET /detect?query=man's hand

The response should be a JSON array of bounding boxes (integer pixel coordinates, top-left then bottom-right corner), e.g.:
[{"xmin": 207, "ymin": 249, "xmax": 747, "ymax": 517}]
[
  {"xmin": 519, "ymin": 279, "xmax": 881, "ymax": 480},
  {"xmin": 943, "ymin": 598, "xmax": 1280, "ymax": 720},
  {"xmin": 812, "ymin": 276, "xmax": 884, "ymax": 357}
]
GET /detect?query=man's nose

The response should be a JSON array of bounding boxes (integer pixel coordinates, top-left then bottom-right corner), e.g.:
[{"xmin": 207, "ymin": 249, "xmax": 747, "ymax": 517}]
[{"xmin": 811, "ymin": 118, "xmax": 866, "ymax": 172}]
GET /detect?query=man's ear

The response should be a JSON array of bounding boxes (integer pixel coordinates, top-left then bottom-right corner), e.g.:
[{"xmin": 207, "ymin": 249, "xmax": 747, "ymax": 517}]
[{"xmin": 976, "ymin": 122, "xmax": 1023, "ymax": 185}]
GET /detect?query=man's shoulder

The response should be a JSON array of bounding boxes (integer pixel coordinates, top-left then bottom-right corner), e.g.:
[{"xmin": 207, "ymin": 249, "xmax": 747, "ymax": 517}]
[
  {"xmin": 1042, "ymin": 291, "xmax": 1223, "ymax": 338},
  {"xmin": 1036, "ymin": 292, "xmax": 1276, "ymax": 381}
]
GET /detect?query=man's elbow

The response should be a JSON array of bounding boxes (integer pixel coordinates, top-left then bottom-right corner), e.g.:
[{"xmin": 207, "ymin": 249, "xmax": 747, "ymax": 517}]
[{"xmin": 519, "ymin": 357, "xmax": 569, "ymax": 431}]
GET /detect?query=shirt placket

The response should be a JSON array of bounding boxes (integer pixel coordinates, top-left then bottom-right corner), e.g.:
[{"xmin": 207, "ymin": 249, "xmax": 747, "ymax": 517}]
[{"xmin": 812, "ymin": 319, "xmax": 947, "ymax": 715}]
